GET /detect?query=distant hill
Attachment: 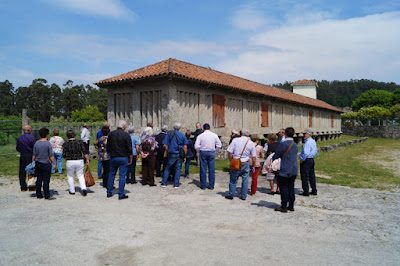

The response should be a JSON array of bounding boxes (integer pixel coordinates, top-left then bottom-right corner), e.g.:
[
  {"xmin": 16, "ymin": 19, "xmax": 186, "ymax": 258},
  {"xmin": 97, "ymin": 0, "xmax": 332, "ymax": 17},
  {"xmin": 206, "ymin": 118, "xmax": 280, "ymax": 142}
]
[{"xmin": 271, "ymin": 79, "xmax": 400, "ymax": 108}]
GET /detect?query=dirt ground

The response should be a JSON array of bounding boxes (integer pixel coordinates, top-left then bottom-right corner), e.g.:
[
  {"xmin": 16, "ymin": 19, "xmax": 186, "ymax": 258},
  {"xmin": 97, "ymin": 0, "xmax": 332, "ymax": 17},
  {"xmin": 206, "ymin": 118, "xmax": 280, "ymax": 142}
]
[{"xmin": 0, "ymin": 171, "xmax": 399, "ymax": 265}]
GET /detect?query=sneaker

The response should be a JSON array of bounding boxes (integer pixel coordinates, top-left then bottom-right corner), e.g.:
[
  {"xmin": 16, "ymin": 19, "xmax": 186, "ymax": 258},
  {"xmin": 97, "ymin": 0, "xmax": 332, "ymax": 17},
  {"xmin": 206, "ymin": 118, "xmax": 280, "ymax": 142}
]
[
  {"xmin": 174, "ymin": 186, "xmax": 179, "ymax": 189},
  {"xmin": 225, "ymin": 195, "xmax": 233, "ymax": 200},
  {"xmin": 82, "ymin": 189, "xmax": 87, "ymax": 196},
  {"xmin": 107, "ymin": 194, "xmax": 113, "ymax": 198},
  {"xmin": 69, "ymin": 192, "xmax": 75, "ymax": 195},
  {"xmin": 119, "ymin": 195, "xmax": 129, "ymax": 200},
  {"xmin": 274, "ymin": 207, "xmax": 288, "ymax": 213},
  {"xmin": 161, "ymin": 185, "xmax": 167, "ymax": 188}
]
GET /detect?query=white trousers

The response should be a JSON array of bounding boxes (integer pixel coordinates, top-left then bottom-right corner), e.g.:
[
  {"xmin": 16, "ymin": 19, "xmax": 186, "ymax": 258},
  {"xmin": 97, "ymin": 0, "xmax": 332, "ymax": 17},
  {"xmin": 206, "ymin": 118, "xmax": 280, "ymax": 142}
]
[{"xmin": 66, "ymin": 160, "xmax": 86, "ymax": 193}]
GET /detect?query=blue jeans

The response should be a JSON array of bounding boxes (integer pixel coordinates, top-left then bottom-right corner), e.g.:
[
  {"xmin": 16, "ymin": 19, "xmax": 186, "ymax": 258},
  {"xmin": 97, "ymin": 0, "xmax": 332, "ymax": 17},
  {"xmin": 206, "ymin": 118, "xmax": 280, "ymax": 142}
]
[
  {"xmin": 107, "ymin": 157, "xmax": 128, "ymax": 197},
  {"xmin": 161, "ymin": 153, "xmax": 183, "ymax": 187},
  {"xmin": 51, "ymin": 153, "xmax": 63, "ymax": 173},
  {"xmin": 184, "ymin": 157, "xmax": 192, "ymax": 177},
  {"xmin": 97, "ymin": 159, "xmax": 103, "ymax": 178},
  {"xmin": 126, "ymin": 155, "xmax": 137, "ymax": 183},
  {"xmin": 200, "ymin": 151, "xmax": 216, "ymax": 189},
  {"xmin": 228, "ymin": 162, "xmax": 250, "ymax": 199}
]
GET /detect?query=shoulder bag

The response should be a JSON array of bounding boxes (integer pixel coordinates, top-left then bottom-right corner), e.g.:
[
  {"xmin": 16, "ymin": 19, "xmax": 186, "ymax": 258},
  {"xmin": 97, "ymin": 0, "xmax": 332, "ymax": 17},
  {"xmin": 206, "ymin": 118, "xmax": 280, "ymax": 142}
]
[
  {"xmin": 230, "ymin": 138, "xmax": 250, "ymax": 171},
  {"xmin": 84, "ymin": 165, "xmax": 95, "ymax": 187}
]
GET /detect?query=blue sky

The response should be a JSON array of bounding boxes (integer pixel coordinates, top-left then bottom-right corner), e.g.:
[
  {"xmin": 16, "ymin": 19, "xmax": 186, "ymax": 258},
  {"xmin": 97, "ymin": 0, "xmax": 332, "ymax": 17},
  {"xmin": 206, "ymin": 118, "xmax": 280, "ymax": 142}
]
[{"xmin": 1, "ymin": 0, "xmax": 400, "ymax": 88}]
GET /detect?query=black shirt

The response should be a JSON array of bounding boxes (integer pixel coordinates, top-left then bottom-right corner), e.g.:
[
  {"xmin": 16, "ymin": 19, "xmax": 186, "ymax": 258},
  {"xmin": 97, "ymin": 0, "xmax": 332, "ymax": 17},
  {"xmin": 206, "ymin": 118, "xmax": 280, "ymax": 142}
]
[
  {"xmin": 63, "ymin": 139, "xmax": 88, "ymax": 160},
  {"xmin": 266, "ymin": 141, "xmax": 280, "ymax": 157},
  {"xmin": 107, "ymin": 128, "xmax": 133, "ymax": 158}
]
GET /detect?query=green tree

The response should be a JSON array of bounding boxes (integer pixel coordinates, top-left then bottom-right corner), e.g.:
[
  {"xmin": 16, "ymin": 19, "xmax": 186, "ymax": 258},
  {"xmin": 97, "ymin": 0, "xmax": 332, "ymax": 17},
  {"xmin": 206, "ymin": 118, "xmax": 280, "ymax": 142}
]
[
  {"xmin": 0, "ymin": 80, "xmax": 16, "ymax": 116},
  {"xmin": 60, "ymin": 80, "xmax": 86, "ymax": 117},
  {"xmin": 390, "ymin": 104, "xmax": 400, "ymax": 118},
  {"xmin": 85, "ymin": 85, "xmax": 108, "ymax": 117},
  {"xmin": 71, "ymin": 105, "xmax": 105, "ymax": 122},
  {"xmin": 351, "ymin": 89, "xmax": 393, "ymax": 111},
  {"xmin": 357, "ymin": 106, "xmax": 391, "ymax": 119},
  {"xmin": 392, "ymin": 88, "xmax": 400, "ymax": 105}
]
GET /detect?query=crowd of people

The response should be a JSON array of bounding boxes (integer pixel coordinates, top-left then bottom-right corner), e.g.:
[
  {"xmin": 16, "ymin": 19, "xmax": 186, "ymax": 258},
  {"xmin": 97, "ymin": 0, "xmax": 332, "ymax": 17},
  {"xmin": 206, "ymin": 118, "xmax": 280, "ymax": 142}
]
[{"xmin": 16, "ymin": 121, "xmax": 318, "ymax": 212}]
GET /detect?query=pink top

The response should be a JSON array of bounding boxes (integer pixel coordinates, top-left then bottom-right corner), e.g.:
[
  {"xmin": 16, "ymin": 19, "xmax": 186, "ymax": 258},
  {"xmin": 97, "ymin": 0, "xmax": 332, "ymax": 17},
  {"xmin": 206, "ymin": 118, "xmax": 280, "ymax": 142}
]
[{"xmin": 250, "ymin": 145, "xmax": 264, "ymax": 168}]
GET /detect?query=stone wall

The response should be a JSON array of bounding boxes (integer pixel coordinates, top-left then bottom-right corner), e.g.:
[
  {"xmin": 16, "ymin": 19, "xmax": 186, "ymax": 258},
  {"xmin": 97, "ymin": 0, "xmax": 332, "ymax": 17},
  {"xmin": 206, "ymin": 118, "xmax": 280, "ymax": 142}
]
[
  {"xmin": 342, "ymin": 126, "xmax": 400, "ymax": 139},
  {"xmin": 320, "ymin": 137, "xmax": 369, "ymax": 152}
]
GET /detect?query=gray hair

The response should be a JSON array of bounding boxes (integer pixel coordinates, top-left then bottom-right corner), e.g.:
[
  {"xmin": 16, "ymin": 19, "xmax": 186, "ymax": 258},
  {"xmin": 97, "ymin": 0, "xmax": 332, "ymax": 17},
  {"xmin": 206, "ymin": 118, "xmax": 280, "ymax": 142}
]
[
  {"xmin": 162, "ymin": 125, "xmax": 168, "ymax": 132},
  {"xmin": 242, "ymin": 128, "xmax": 250, "ymax": 137},
  {"xmin": 173, "ymin": 122, "xmax": 181, "ymax": 130},
  {"xmin": 117, "ymin": 120, "xmax": 127, "ymax": 128},
  {"xmin": 127, "ymin": 126, "xmax": 135, "ymax": 133},
  {"xmin": 144, "ymin": 127, "xmax": 153, "ymax": 137}
]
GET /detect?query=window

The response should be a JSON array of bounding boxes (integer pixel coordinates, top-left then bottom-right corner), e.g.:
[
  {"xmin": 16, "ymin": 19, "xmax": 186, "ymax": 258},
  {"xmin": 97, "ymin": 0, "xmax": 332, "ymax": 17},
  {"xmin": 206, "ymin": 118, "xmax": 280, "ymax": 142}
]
[
  {"xmin": 261, "ymin": 102, "xmax": 269, "ymax": 127},
  {"xmin": 309, "ymin": 110, "xmax": 313, "ymax": 127},
  {"xmin": 212, "ymin": 94, "xmax": 225, "ymax": 128}
]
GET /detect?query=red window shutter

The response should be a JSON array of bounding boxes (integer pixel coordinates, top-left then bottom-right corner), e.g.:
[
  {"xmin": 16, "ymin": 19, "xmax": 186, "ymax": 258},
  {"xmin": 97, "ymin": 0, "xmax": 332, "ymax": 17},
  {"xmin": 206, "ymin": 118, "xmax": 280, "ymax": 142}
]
[
  {"xmin": 213, "ymin": 95, "xmax": 225, "ymax": 128},
  {"xmin": 261, "ymin": 102, "xmax": 269, "ymax": 127},
  {"xmin": 309, "ymin": 110, "xmax": 313, "ymax": 128},
  {"xmin": 331, "ymin": 114, "xmax": 334, "ymax": 128}
]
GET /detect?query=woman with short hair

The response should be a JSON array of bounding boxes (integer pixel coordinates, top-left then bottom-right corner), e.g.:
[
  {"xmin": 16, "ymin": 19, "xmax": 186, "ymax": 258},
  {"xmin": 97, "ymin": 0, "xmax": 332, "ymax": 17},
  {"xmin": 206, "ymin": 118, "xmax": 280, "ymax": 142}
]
[
  {"xmin": 95, "ymin": 127, "xmax": 111, "ymax": 188},
  {"xmin": 62, "ymin": 130, "xmax": 90, "ymax": 196},
  {"xmin": 49, "ymin": 129, "xmax": 64, "ymax": 174},
  {"xmin": 32, "ymin": 127, "xmax": 56, "ymax": 200},
  {"xmin": 139, "ymin": 127, "xmax": 157, "ymax": 186}
]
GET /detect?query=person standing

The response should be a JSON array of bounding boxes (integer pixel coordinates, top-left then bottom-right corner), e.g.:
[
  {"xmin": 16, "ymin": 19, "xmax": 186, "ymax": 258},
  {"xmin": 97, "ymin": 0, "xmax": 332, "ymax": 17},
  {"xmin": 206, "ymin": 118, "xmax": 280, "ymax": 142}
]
[
  {"xmin": 94, "ymin": 127, "xmax": 110, "ymax": 188},
  {"xmin": 139, "ymin": 127, "xmax": 157, "ymax": 186},
  {"xmin": 161, "ymin": 122, "xmax": 188, "ymax": 188},
  {"xmin": 106, "ymin": 120, "xmax": 132, "ymax": 200},
  {"xmin": 272, "ymin": 127, "xmax": 298, "ymax": 212},
  {"xmin": 49, "ymin": 129, "xmax": 64, "ymax": 174},
  {"xmin": 300, "ymin": 129, "xmax": 318, "ymax": 196},
  {"xmin": 81, "ymin": 123, "xmax": 90, "ymax": 155},
  {"xmin": 187, "ymin": 122, "xmax": 203, "ymax": 168},
  {"xmin": 96, "ymin": 122, "xmax": 110, "ymax": 179},
  {"xmin": 264, "ymin": 133, "xmax": 280, "ymax": 195},
  {"xmin": 249, "ymin": 135, "xmax": 263, "ymax": 195},
  {"xmin": 32, "ymin": 128, "xmax": 56, "ymax": 200},
  {"xmin": 141, "ymin": 122, "xmax": 153, "ymax": 141},
  {"xmin": 183, "ymin": 131, "xmax": 196, "ymax": 178},
  {"xmin": 126, "ymin": 126, "xmax": 139, "ymax": 184},
  {"xmin": 277, "ymin": 128, "xmax": 286, "ymax": 142},
  {"xmin": 155, "ymin": 125, "xmax": 168, "ymax": 177},
  {"xmin": 194, "ymin": 123, "xmax": 222, "ymax": 190},
  {"xmin": 63, "ymin": 130, "xmax": 90, "ymax": 196},
  {"xmin": 225, "ymin": 128, "xmax": 256, "ymax": 200},
  {"xmin": 16, "ymin": 125, "xmax": 36, "ymax": 191}
]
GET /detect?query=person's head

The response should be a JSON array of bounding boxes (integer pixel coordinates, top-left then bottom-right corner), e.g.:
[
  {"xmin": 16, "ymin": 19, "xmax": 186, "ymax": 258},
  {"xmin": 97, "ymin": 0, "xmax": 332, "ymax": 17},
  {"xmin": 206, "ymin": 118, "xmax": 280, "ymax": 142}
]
[
  {"xmin": 147, "ymin": 122, "xmax": 153, "ymax": 128},
  {"xmin": 231, "ymin": 129, "xmax": 239, "ymax": 138},
  {"xmin": 66, "ymin": 130, "xmax": 76, "ymax": 139},
  {"xmin": 117, "ymin": 120, "xmax": 127, "ymax": 130},
  {"xmin": 195, "ymin": 122, "xmax": 201, "ymax": 129},
  {"xmin": 203, "ymin": 123, "xmax": 210, "ymax": 130},
  {"xmin": 267, "ymin": 133, "xmax": 277, "ymax": 144},
  {"xmin": 162, "ymin": 125, "xmax": 168, "ymax": 132},
  {"xmin": 127, "ymin": 126, "xmax": 135, "ymax": 134},
  {"xmin": 102, "ymin": 127, "xmax": 110, "ymax": 136},
  {"xmin": 83, "ymin": 123, "xmax": 88, "ymax": 129},
  {"xmin": 302, "ymin": 128, "xmax": 312, "ymax": 139},
  {"xmin": 173, "ymin": 122, "xmax": 181, "ymax": 130},
  {"xmin": 250, "ymin": 135, "xmax": 259, "ymax": 144},
  {"xmin": 285, "ymin": 127, "xmax": 295, "ymax": 138},
  {"xmin": 185, "ymin": 131, "xmax": 191, "ymax": 139},
  {"xmin": 144, "ymin": 127, "xmax": 153, "ymax": 137},
  {"xmin": 278, "ymin": 128, "xmax": 285, "ymax": 137},
  {"xmin": 103, "ymin": 121, "xmax": 110, "ymax": 128},
  {"xmin": 22, "ymin": 125, "xmax": 32, "ymax": 133},
  {"xmin": 241, "ymin": 128, "xmax": 250, "ymax": 137},
  {"xmin": 39, "ymin": 128, "xmax": 49, "ymax": 139},
  {"xmin": 53, "ymin": 129, "xmax": 59, "ymax": 136}
]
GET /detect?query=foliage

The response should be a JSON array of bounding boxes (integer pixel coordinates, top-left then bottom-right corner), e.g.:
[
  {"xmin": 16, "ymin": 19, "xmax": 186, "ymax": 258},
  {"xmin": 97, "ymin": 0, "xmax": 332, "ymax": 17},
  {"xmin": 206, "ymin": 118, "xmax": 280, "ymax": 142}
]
[
  {"xmin": 49, "ymin": 115, "xmax": 67, "ymax": 123},
  {"xmin": 351, "ymin": 89, "xmax": 393, "ymax": 111},
  {"xmin": 393, "ymin": 88, "xmax": 400, "ymax": 105},
  {"xmin": 0, "ymin": 80, "xmax": 16, "ymax": 116},
  {"xmin": 71, "ymin": 105, "xmax": 105, "ymax": 122},
  {"xmin": 390, "ymin": 104, "xmax": 400, "ymax": 118},
  {"xmin": 341, "ymin": 112, "xmax": 359, "ymax": 120},
  {"xmin": 357, "ymin": 106, "xmax": 391, "ymax": 119}
]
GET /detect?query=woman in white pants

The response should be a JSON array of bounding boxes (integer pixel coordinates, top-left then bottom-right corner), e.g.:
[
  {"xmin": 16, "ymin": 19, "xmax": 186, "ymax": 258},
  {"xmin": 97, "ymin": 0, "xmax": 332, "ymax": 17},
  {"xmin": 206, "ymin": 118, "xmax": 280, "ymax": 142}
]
[{"xmin": 62, "ymin": 130, "xmax": 90, "ymax": 196}]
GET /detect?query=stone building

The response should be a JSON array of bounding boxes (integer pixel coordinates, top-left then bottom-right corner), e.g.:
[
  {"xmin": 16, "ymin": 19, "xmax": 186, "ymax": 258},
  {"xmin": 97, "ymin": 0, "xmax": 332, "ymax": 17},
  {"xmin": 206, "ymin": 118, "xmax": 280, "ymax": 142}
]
[{"xmin": 95, "ymin": 58, "xmax": 343, "ymax": 143}]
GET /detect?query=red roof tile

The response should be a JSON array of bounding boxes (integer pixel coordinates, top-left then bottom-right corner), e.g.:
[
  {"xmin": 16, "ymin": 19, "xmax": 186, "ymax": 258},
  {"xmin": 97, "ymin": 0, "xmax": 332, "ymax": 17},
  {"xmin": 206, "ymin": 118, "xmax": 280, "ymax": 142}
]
[
  {"xmin": 96, "ymin": 58, "xmax": 342, "ymax": 112},
  {"xmin": 291, "ymin": 79, "xmax": 318, "ymax": 86}
]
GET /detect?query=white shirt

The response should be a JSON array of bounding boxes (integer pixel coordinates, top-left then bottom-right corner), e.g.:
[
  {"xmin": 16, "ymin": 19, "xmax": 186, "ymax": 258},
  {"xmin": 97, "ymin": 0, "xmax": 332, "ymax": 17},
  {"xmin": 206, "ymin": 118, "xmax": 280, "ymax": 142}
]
[
  {"xmin": 263, "ymin": 143, "xmax": 268, "ymax": 152},
  {"xmin": 81, "ymin": 127, "xmax": 90, "ymax": 143},
  {"xmin": 227, "ymin": 136, "xmax": 256, "ymax": 162},
  {"xmin": 194, "ymin": 130, "xmax": 222, "ymax": 152}
]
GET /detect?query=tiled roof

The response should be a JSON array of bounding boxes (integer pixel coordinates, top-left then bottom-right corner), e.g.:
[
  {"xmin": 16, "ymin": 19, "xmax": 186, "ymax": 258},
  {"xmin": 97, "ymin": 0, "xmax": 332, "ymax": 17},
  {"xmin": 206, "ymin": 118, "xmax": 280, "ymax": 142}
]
[
  {"xmin": 96, "ymin": 58, "xmax": 342, "ymax": 112},
  {"xmin": 291, "ymin": 79, "xmax": 318, "ymax": 86}
]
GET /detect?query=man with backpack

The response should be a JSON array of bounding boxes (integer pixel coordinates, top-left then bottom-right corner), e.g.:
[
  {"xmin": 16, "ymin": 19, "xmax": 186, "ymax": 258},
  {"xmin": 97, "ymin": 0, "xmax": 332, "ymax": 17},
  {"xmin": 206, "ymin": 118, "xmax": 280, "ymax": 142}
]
[{"xmin": 161, "ymin": 122, "xmax": 188, "ymax": 188}]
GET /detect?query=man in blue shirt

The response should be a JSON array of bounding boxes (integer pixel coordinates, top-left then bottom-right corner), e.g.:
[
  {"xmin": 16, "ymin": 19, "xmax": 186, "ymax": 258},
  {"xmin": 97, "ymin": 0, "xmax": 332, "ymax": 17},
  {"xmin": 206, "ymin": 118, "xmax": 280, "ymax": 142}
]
[
  {"xmin": 300, "ymin": 129, "xmax": 318, "ymax": 196},
  {"xmin": 161, "ymin": 122, "xmax": 188, "ymax": 188}
]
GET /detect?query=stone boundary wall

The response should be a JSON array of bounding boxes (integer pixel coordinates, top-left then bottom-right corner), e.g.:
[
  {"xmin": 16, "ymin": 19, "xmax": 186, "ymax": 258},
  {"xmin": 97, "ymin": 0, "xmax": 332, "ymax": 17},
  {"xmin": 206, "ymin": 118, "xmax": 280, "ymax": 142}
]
[
  {"xmin": 319, "ymin": 137, "xmax": 369, "ymax": 153},
  {"xmin": 342, "ymin": 126, "xmax": 400, "ymax": 139}
]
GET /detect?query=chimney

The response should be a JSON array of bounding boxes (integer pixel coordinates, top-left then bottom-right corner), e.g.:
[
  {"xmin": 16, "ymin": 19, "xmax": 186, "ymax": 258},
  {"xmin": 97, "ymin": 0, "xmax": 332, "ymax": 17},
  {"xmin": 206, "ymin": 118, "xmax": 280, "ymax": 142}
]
[{"xmin": 291, "ymin": 79, "xmax": 318, "ymax": 99}]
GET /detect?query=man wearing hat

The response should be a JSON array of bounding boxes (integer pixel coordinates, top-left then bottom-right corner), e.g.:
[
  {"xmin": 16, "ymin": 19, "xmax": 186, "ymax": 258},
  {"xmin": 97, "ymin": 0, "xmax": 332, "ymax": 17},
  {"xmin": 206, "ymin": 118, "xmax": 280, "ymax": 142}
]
[
  {"xmin": 300, "ymin": 128, "xmax": 318, "ymax": 196},
  {"xmin": 194, "ymin": 123, "xmax": 222, "ymax": 190}
]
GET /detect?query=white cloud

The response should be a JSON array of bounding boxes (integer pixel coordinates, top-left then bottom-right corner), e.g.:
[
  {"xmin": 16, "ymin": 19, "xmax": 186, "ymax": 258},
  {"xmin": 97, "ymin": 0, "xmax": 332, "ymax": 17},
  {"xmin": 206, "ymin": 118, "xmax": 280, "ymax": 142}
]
[
  {"xmin": 217, "ymin": 11, "xmax": 400, "ymax": 84},
  {"xmin": 231, "ymin": 5, "xmax": 269, "ymax": 31},
  {"xmin": 42, "ymin": 0, "xmax": 136, "ymax": 21}
]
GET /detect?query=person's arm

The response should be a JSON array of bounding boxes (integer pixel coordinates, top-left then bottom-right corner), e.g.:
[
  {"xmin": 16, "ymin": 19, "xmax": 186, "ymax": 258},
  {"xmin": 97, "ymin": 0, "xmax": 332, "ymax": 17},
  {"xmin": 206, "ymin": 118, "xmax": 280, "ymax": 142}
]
[
  {"xmin": 228, "ymin": 152, "xmax": 233, "ymax": 161},
  {"xmin": 183, "ymin": 145, "xmax": 187, "ymax": 163},
  {"xmin": 50, "ymin": 156, "xmax": 56, "ymax": 170},
  {"xmin": 272, "ymin": 143, "xmax": 285, "ymax": 160},
  {"xmin": 135, "ymin": 145, "xmax": 139, "ymax": 155},
  {"xmin": 215, "ymin": 135, "xmax": 222, "ymax": 152},
  {"xmin": 85, "ymin": 154, "xmax": 90, "ymax": 166},
  {"xmin": 300, "ymin": 142, "xmax": 309, "ymax": 162},
  {"xmin": 194, "ymin": 136, "xmax": 201, "ymax": 153}
]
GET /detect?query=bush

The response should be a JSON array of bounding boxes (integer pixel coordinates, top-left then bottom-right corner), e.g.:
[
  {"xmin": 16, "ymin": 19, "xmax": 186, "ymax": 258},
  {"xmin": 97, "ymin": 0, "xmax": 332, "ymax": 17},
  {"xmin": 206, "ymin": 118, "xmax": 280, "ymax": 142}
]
[
  {"xmin": 390, "ymin": 104, "xmax": 400, "ymax": 118},
  {"xmin": 358, "ymin": 106, "xmax": 391, "ymax": 119},
  {"xmin": 71, "ymin": 106, "xmax": 105, "ymax": 122}
]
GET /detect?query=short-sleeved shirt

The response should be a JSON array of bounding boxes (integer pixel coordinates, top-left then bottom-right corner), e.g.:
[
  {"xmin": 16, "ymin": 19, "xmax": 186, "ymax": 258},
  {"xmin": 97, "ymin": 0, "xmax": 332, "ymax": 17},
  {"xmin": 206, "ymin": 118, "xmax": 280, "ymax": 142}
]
[
  {"xmin": 130, "ymin": 134, "xmax": 140, "ymax": 156},
  {"xmin": 227, "ymin": 136, "xmax": 256, "ymax": 163},
  {"xmin": 33, "ymin": 140, "xmax": 54, "ymax": 164},
  {"xmin": 163, "ymin": 130, "xmax": 188, "ymax": 154},
  {"xmin": 49, "ymin": 136, "xmax": 64, "ymax": 154}
]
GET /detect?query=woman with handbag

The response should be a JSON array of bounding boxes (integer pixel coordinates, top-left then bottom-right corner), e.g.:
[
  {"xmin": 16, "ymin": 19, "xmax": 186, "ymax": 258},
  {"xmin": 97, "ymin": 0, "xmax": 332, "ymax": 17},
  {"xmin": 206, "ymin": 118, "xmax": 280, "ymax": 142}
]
[
  {"xmin": 249, "ymin": 135, "xmax": 263, "ymax": 195},
  {"xmin": 94, "ymin": 127, "xmax": 111, "ymax": 188},
  {"xmin": 62, "ymin": 130, "xmax": 90, "ymax": 196}
]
